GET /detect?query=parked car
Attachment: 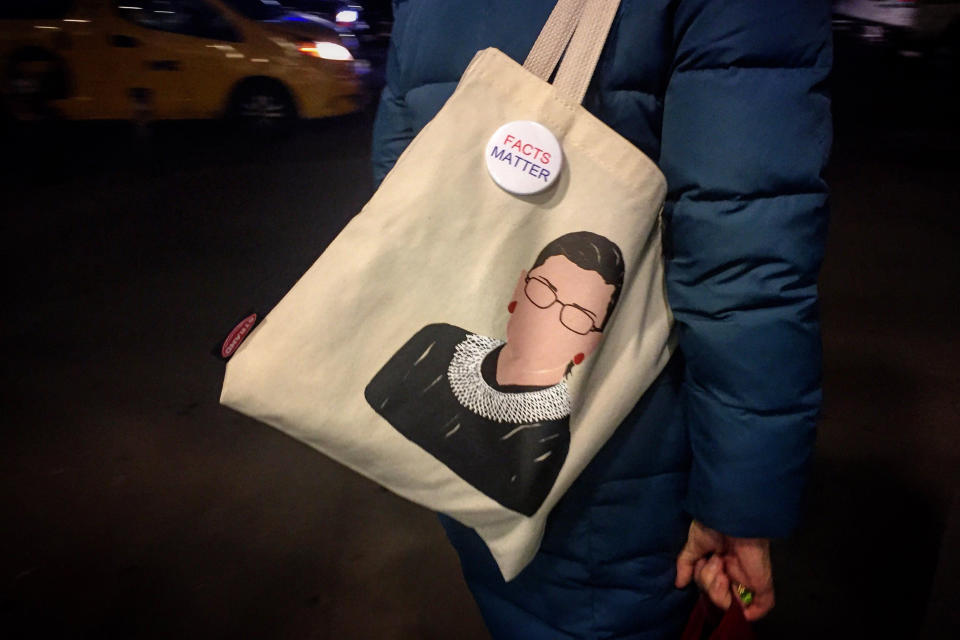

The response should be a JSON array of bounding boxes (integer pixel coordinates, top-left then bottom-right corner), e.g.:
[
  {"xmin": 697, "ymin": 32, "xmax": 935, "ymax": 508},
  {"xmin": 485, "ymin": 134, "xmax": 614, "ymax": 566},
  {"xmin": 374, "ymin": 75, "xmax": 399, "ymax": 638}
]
[
  {"xmin": 833, "ymin": 0, "xmax": 960, "ymax": 56},
  {"xmin": 0, "ymin": 0, "xmax": 362, "ymax": 125}
]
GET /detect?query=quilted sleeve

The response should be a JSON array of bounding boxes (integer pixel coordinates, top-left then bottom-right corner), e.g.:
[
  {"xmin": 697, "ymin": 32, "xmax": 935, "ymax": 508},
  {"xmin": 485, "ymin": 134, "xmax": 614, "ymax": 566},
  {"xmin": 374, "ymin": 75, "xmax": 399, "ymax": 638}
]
[
  {"xmin": 371, "ymin": 1, "xmax": 414, "ymax": 186},
  {"xmin": 659, "ymin": 0, "xmax": 833, "ymax": 537}
]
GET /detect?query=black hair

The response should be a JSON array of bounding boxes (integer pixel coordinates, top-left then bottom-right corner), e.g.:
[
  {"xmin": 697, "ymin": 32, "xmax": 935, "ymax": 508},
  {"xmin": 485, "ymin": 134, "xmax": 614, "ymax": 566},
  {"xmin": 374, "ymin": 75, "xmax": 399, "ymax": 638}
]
[{"xmin": 529, "ymin": 231, "xmax": 624, "ymax": 330}]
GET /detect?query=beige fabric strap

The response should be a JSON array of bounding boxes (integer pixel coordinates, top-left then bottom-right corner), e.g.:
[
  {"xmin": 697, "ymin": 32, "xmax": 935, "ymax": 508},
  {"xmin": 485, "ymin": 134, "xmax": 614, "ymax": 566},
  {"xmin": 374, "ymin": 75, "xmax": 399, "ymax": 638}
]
[
  {"xmin": 552, "ymin": 0, "xmax": 622, "ymax": 104},
  {"xmin": 523, "ymin": 0, "xmax": 588, "ymax": 81}
]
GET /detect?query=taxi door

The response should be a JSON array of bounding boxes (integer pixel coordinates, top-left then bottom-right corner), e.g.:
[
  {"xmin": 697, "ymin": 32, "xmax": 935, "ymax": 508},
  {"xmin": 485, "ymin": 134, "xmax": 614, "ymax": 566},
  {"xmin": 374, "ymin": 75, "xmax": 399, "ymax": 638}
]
[{"xmin": 106, "ymin": 0, "xmax": 242, "ymax": 119}]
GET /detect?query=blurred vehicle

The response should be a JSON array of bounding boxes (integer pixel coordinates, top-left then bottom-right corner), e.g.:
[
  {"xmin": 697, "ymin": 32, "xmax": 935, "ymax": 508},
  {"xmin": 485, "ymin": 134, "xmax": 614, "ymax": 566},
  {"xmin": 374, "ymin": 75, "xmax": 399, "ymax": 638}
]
[
  {"xmin": 0, "ymin": 0, "xmax": 362, "ymax": 126},
  {"xmin": 280, "ymin": 1, "xmax": 367, "ymax": 32},
  {"xmin": 833, "ymin": 0, "xmax": 960, "ymax": 56},
  {"xmin": 220, "ymin": 0, "xmax": 370, "ymax": 71},
  {"xmin": 280, "ymin": 1, "xmax": 393, "ymax": 50}
]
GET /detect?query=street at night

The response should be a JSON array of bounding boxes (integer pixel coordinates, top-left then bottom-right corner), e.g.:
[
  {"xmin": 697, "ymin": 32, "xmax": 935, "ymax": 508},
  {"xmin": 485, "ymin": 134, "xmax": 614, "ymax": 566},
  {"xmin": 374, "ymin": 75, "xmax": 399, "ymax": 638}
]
[{"xmin": 2, "ymin": 14, "xmax": 960, "ymax": 640}]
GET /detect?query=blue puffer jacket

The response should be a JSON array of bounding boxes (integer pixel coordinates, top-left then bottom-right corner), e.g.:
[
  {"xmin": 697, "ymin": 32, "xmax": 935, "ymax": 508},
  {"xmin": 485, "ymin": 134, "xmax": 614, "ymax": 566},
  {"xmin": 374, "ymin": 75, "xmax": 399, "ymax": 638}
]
[{"xmin": 371, "ymin": 1, "xmax": 832, "ymax": 637}]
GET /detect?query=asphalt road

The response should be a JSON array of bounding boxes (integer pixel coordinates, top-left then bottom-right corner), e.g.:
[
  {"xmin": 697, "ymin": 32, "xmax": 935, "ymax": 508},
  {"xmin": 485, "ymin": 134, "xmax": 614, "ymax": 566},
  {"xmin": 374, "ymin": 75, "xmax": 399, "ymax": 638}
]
[{"xmin": 1, "ymin": 43, "xmax": 958, "ymax": 639}]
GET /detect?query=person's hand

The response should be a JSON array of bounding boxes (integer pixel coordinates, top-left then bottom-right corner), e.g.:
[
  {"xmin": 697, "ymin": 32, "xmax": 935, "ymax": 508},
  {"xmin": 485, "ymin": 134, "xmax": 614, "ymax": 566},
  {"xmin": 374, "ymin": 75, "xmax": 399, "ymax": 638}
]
[{"xmin": 674, "ymin": 520, "xmax": 775, "ymax": 621}]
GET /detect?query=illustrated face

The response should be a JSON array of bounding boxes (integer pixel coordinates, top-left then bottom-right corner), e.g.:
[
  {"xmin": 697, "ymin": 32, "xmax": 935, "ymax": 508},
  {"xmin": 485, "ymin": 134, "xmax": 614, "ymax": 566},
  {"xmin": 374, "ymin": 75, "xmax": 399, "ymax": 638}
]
[{"xmin": 505, "ymin": 254, "xmax": 616, "ymax": 370}]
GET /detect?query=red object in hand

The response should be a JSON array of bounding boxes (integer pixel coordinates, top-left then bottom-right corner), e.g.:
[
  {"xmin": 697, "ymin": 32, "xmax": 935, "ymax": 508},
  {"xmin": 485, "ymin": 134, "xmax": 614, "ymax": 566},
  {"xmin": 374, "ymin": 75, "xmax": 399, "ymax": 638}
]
[{"xmin": 680, "ymin": 595, "xmax": 755, "ymax": 640}]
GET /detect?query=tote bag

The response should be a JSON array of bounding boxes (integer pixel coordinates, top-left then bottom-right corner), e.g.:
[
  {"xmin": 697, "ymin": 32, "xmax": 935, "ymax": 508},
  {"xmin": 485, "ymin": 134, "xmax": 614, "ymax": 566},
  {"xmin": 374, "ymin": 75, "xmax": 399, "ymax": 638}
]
[{"xmin": 221, "ymin": 0, "xmax": 674, "ymax": 581}]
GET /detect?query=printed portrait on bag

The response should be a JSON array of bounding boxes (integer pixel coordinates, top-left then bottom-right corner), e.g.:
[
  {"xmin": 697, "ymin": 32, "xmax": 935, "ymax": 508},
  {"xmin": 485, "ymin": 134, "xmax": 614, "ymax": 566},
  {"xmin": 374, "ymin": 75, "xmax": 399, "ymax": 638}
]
[{"xmin": 364, "ymin": 231, "xmax": 624, "ymax": 516}]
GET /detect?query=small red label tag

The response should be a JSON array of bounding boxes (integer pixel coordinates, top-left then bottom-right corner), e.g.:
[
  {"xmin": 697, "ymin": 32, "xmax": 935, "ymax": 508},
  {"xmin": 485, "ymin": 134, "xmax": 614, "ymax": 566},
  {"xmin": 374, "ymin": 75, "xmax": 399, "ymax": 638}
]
[{"xmin": 221, "ymin": 313, "xmax": 258, "ymax": 358}]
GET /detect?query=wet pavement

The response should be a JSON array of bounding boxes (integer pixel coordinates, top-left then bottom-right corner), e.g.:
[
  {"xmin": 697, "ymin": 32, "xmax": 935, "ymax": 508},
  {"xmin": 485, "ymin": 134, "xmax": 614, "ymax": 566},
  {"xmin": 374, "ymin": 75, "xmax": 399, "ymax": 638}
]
[{"xmin": 2, "ymin": 42, "xmax": 959, "ymax": 639}]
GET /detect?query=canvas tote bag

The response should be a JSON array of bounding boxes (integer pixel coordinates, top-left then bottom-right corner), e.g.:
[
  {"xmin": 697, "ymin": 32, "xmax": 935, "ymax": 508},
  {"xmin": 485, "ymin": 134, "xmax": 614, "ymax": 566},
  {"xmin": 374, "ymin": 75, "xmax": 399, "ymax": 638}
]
[{"xmin": 221, "ymin": 0, "xmax": 674, "ymax": 581}]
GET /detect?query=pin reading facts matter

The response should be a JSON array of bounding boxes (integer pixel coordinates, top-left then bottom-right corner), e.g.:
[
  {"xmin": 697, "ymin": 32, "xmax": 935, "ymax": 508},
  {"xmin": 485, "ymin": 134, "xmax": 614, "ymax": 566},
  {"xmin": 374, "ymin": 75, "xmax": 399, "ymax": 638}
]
[{"xmin": 485, "ymin": 121, "xmax": 563, "ymax": 195}]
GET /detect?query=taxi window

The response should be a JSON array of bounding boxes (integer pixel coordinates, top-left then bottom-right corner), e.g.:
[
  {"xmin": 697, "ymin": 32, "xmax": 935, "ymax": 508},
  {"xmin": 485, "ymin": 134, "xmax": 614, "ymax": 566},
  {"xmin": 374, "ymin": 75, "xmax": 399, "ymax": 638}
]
[
  {"xmin": 115, "ymin": 0, "xmax": 241, "ymax": 42},
  {"xmin": 220, "ymin": 0, "xmax": 286, "ymax": 21},
  {"xmin": 0, "ymin": 1, "xmax": 74, "ymax": 19}
]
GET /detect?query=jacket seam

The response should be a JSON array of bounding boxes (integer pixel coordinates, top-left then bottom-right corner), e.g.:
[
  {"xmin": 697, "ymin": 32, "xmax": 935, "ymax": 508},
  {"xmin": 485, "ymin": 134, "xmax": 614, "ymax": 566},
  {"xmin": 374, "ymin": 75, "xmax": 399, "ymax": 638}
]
[
  {"xmin": 681, "ymin": 376, "xmax": 819, "ymax": 417},
  {"xmin": 669, "ymin": 288, "xmax": 820, "ymax": 319},
  {"xmin": 668, "ymin": 189, "xmax": 828, "ymax": 204},
  {"xmin": 594, "ymin": 469, "xmax": 688, "ymax": 489},
  {"xmin": 674, "ymin": 64, "xmax": 832, "ymax": 73}
]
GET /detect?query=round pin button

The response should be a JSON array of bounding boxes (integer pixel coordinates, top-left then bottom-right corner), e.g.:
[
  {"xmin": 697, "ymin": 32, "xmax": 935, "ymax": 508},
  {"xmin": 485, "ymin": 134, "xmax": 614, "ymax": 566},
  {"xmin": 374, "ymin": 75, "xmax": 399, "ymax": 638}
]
[{"xmin": 485, "ymin": 121, "xmax": 563, "ymax": 195}]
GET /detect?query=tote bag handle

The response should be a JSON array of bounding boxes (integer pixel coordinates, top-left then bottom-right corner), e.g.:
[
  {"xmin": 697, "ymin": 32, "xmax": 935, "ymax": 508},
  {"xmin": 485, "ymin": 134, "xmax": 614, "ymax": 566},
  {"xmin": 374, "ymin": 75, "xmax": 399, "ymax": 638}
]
[
  {"xmin": 523, "ymin": 0, "xmax": 622, "ymax": 105},
  {"xmin": 523, "ymin": 0, "xmax": 587, "ymax": 81}
]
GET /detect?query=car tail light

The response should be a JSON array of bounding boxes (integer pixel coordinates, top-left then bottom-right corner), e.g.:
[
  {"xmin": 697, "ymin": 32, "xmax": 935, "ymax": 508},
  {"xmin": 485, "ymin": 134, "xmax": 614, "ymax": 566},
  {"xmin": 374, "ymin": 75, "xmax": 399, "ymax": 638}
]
[{"xmin": 298, "ymin": 41, "xmax": 353, "ymax": 61}]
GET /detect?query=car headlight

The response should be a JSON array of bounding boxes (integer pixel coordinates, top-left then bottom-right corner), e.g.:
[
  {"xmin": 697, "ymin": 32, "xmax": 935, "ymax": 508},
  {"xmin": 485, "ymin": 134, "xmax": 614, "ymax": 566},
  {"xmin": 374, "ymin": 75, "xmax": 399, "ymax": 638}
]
[
  {"xmin": 298, "ymin": 41, "xmax": 353, "ymax": 61},
  {"xmin": 336, "ymin": 9, "xmax": 359, "ymax": 24}
]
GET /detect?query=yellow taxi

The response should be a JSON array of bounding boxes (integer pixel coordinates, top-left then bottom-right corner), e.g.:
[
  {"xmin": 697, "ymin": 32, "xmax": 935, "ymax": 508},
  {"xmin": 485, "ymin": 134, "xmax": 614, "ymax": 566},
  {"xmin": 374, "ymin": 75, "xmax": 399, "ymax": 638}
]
[{"xmin": 0, "ymin": 0, "xmax": 363, "ymax": 124}]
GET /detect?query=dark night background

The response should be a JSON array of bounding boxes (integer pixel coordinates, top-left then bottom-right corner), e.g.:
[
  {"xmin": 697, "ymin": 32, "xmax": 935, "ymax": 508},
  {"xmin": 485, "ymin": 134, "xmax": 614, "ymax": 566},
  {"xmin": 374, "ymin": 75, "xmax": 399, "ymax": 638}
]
[{"xmin": 2, "ymin": 3, "xmax": 959, "ymax": 638}]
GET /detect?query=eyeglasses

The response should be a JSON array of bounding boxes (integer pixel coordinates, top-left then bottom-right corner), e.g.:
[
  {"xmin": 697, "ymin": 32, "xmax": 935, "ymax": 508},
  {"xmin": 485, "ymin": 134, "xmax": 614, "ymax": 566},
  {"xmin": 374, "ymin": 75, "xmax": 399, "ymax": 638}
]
[{"xmin": 524, "ymin": 275, "xmax": 602, "ymax": 335}]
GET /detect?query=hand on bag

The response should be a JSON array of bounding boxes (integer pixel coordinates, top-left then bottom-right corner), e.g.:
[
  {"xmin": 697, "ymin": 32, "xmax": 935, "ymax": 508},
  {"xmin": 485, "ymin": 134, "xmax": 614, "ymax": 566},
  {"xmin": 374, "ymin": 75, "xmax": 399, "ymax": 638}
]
[{"xmin": 674, "ymin": 520, "xmax": 775, "ymax": 621}]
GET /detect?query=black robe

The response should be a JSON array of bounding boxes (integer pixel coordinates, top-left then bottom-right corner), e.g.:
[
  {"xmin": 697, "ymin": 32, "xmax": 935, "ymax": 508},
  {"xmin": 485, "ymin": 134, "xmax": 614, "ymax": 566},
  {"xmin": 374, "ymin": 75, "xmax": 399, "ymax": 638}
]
[{"xmin": 364, "ymin": 323, "xmax": 570, "ymax": 516}]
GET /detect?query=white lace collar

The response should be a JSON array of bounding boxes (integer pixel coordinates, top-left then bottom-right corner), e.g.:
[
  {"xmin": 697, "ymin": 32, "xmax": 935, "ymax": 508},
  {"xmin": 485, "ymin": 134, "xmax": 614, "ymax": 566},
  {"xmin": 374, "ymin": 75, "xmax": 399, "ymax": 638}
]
[{"xmin": 446, "ymin": 333, "xmax": 570, "ymax": 424}]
